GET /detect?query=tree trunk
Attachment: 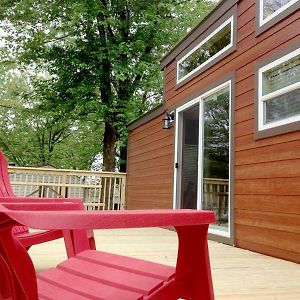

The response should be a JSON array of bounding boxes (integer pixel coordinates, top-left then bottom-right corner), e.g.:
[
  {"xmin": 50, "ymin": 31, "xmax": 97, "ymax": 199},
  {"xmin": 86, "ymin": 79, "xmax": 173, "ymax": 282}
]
[
  {"xmin": 103, "ymin": 121, "xmax": 117, "ymax": 171},
  {"xmin": 119, "ymin": 145, "xmax": 127, "ymax": 172}
]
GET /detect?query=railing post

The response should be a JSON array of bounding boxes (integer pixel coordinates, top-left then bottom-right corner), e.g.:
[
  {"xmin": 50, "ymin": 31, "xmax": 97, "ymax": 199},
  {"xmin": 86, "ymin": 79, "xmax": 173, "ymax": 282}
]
[
  {"xmin": 120, "ymin": 175, "xmax": 126, "ymax": 210},
  {"xmin": 60, "ymin": 173, "xmax": 68, "ymax": 198}
]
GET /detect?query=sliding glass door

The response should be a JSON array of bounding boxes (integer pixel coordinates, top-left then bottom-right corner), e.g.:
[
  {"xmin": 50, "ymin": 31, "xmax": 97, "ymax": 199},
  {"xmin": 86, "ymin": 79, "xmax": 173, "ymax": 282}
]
[
  {"xmin": 179, "ymin": 104, "xmax": 199, "ymax": 209},
  {"xmin": 174, "ymin": 82, "xmax": 231, "ymax": 237}
]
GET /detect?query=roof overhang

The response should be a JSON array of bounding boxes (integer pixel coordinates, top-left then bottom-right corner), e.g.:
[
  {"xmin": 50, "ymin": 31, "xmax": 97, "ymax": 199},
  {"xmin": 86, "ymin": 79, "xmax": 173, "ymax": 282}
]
[{"xmin": 127, "ymin": 104, "xmax": 165, "ymax": 131}]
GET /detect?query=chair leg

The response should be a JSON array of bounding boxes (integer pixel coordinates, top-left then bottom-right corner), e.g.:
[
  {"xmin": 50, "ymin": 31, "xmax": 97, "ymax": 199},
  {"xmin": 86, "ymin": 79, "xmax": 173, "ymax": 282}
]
[
  {"xmin": 64, "ymin": 230, "xmax": 95, "ymax": 258},
  {"xmin": 175, "ymin": 225, "xmax": 214, "ymax": 300},
  {"xmin": 87, "ymin": 229, "xmax": 96, "ymax": 250},
  {"xmin": 88, "ymin": 236, "xmax": 96, "ymax": 250},
  {"xmin": 64, "ymin": 229, "xmax": 93, "ymax": 257},
  {"xmin": 63, "ymin": 230, "xmax": 75, "ymax": 258}
]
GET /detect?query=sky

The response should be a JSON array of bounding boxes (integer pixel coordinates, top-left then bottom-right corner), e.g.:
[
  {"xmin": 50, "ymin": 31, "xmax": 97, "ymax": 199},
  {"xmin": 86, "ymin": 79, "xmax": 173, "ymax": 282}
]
[{"xmin": 0, "ymin": 27, "xmax": 6, "ymax": 47}]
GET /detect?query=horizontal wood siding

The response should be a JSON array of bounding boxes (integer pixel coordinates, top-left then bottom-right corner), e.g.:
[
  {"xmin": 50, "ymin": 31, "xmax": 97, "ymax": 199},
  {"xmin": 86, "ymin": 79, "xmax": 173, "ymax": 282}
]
[
  {"xmin": 163, "ymin": 0, "xmax": 300, "ymax": 262},
  {"xmin": 127, "ymin": 114, "xmax": 174, "ymax": 209},
  {"xmin": 233, "ymin": 0, "xmax": 300, "ymax": 265},
  {"xmin": 127, "ymin": 0, "xmax": 300, "ymax": 262}
]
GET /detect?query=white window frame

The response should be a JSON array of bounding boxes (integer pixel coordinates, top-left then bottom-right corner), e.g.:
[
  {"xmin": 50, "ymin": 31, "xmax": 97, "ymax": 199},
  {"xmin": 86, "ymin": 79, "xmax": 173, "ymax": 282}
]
[
  {"xmin": 258, "ymin": 48, "xmax": 300, "ymax": 131},
  {"xmin": 259, "ymin": 0, "xmax": 299, "ymax": 27},
  {"xmin": 177, "ymin": 16, "xmax": 234, "ymax": 84},
  {"xmin": 173, "ymin": 80, "xmax": 232, "ymax": 238}
]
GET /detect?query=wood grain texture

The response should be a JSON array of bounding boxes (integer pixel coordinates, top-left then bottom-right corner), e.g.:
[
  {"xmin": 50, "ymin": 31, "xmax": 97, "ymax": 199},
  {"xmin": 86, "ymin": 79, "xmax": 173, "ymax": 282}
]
[
  {"xmin": 235, "ymin": 194, "xmax": 300, "ymax": 214},
  {"xmin": 235, "ymin": 159, "xmax": 300, "ymax": 179},
  {"xmin": 235, "ymin": 224, "xmax": 300, "ymax": 258},
  {"xmin": 235, "ymin": 139, "xmax": 300, "ymax": 165},
  {"xmin": 127, "ymin": 0, "xmax": 300, "ymax": 262},
  {"xmin": 235, "ymin": 130, "xmax": 300, "ymax": 151},
  {"xmin": 237, "ymin": 3, "xmax": 255, "ymax": 28},
  {"xmin": 235, "ymin": 178, "xmax": 300, "ymax": 195},
  {"xmin": 127, "ymin": 156, "xmax": 173, "ymax": 173},
  {"xmin": 127, "ymin": 115, "xmax": 174, "ymax": 209},
  {"xmin": 235, "ymin": 238, "xmax": 300, "ymax": 265},
  {"xmin": 235, "ymin": 210, "xmax": 300, "ymax": 234}
]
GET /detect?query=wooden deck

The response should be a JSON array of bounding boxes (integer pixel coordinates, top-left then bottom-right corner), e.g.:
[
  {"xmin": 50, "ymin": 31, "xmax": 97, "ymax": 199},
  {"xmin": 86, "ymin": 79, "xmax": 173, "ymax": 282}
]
[{"xmin": 29, "ymin": 228, "xmax": 300, "ymax": 299}]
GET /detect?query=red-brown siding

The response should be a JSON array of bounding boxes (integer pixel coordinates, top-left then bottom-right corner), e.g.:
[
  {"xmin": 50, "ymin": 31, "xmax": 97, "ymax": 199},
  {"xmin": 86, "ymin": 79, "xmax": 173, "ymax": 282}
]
[
  {"xmin": 127, "ymin": 0, "xmax": 300, "ymax": 263},
  {"xmin": 127, "ymin": 114, "xmax": 174, "ymax": 209}
]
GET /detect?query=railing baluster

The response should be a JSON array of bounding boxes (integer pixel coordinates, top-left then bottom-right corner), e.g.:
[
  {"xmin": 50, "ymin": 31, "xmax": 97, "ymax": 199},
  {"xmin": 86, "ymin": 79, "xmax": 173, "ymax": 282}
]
[
  {"xmin": 103, "ymin": 177, "xmax": 107, "ymax": 210},
  {"xmin": 107, "ymin": 177, "xmax": 112, "ymax": 210},
  {"xmin": 120, "ymin": 176, "xmax": 126, "ymax": 210}
]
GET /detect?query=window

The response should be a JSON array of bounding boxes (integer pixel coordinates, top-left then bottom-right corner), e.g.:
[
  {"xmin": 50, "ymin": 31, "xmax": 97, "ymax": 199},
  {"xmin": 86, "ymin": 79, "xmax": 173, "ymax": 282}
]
[
  {"xmin": 259, "ymin": 0, "xmax": 299, "ymax": 27},
  {"xmin": 177, "ymin": 16, "xmax": 234, "ymax": 84},
  {"xmin": 258, "ymin": 48, "xmax": 300, "ymax": 131}
]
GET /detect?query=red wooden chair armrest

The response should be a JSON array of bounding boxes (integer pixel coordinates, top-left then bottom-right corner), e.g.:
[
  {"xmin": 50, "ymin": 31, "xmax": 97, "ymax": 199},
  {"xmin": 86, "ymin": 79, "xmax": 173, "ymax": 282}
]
[
  {"xmin": 2, "ymin": 208, "xmax": 215, "ymax": 231},
  {"xmin": 3, "ymin": 207, "xmax": 215, "ymax": 258}
]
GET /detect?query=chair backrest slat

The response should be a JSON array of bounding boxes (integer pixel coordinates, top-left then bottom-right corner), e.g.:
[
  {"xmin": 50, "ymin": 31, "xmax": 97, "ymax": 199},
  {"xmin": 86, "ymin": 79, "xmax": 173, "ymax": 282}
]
[
  {"xmin": 0, "ymin": 151, "xmax": 29, "ymax": 236},
  {"xmin": 0, "ymin": 151, "xmax": 15, "ymax": 198}
]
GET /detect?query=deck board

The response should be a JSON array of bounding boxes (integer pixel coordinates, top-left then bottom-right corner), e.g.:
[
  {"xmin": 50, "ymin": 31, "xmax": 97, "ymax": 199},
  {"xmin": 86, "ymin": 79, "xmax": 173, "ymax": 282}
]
[{"xmin": 29, "ymin": 228, "xmax": 300, "ymax": 299}]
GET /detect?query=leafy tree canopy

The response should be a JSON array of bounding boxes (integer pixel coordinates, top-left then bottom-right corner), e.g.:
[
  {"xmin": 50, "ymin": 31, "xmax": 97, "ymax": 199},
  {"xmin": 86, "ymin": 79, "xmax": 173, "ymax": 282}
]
[
  {"xmin": 0, "ymin": 0, "xmax": 215, "ymax": 171},
  {"xmin": 0, "ymin": 66, "xmax": 103, "ymax": 168}
]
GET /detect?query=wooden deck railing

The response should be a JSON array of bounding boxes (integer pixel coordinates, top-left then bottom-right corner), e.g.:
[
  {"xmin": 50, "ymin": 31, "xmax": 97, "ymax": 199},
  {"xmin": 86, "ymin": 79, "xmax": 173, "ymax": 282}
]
[{"xmin": 8, "ymin": 166, "xmax": 127, "ymax": 211}]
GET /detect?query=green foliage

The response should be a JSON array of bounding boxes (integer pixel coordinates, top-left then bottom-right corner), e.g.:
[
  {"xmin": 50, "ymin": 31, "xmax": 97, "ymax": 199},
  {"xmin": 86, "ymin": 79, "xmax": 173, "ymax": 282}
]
[
  {"xmin": 0, "ymin": 68, "xmax": 103, "ymax": 168},
  {"xmin": 203, "ymin": 87, "xmax": 230, "ymax": 179},
  {"xmin": 0, "ymin": 0, "xmax": 215, "ymax": 170}
]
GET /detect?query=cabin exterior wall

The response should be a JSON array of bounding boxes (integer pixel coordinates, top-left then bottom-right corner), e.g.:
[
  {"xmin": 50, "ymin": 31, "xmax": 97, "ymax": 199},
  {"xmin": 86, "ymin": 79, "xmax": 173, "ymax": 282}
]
[
  {"xmin": 127, "ymin": 109, "xmax": 174, "ymax": 209},
  {"xmin": 127, "ymin": 0, "xmax": 300, "ymax": 263}
]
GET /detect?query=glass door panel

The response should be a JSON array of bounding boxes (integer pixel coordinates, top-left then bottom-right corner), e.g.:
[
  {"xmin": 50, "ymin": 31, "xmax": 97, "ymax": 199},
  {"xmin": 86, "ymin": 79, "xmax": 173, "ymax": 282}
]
[
  {"xmin": 180, "ymin": 104, "xmax": 199, "ymax": 209},
  {"xmin": 202, "ymin": 86, "xmax": 230, "ymax": 232}
]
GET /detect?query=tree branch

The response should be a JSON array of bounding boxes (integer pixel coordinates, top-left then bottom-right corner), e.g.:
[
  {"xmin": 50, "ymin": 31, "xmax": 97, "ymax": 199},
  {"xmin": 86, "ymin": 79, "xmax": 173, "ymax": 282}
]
[
  {"xmin": 43, "ymin": 34, "xmax": 71, "ymax": 45},
  {"xmin": 0, "ymin": 103, "xmax": 13, "ymax": 109}
]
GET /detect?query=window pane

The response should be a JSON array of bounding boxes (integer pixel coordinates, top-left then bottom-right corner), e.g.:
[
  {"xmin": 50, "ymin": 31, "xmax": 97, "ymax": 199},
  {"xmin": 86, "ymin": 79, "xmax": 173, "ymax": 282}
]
[
  {"xmin": 178, "ymin": 22, "xmax": 231, "ymax": 81},
  {"xmin": 262, "ymin": 53, "xmax": 300, "ymax": 95},
  {"xmin": 263, "ymin": 0, "xmax": 292, "ymax": 19},
  {"xmin": 265, "ymin": 88, "xmax": 300, "ymax": 124},
  {"xmin": 202, "ymin": 87, "xmax": 230, "ymax": 231},
  {"xmin": 181, "ymin": 104, "xmax": 199, "ymax": 209}
]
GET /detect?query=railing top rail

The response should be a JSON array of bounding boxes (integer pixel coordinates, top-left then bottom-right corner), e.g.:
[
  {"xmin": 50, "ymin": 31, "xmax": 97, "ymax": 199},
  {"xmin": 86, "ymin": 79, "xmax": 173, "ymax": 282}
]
[
  {"xmin": 203, "ymin": 178, "xmax": 229, "ymax": 183},
  {"xmin": 8, "ymin": 166, "xmax": 127, "ymax": 177}
]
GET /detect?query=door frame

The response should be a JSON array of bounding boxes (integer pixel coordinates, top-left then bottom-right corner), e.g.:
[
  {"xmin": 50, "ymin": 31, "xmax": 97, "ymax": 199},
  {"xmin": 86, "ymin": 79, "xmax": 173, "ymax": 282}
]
[{"xmin": 173, "ymin": 78, "xmax": 235, "ymax": 244}]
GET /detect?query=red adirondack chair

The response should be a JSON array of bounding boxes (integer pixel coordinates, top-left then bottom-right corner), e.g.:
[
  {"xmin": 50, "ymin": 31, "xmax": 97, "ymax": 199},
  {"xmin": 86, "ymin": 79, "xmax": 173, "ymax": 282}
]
[
  {"xmin": 0, "ymin": 204, "xmax": 215, "ymax": 300},
  {"xmin": 0, "ymin": 150, "xmax": 95, "ymax": 256}
]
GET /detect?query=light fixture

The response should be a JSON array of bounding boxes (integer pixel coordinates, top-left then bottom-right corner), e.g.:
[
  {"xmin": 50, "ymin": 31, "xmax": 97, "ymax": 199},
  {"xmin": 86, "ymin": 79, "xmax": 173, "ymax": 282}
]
[{"xmin": 162, "ymin": 111, "xmax": 174, "ymax": 129}]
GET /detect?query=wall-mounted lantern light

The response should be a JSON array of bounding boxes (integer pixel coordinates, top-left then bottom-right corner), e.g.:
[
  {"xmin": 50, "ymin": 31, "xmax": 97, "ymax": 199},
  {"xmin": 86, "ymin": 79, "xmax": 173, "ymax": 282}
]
[{"xmin": 162, "ymin": 111, "xmax": 175, "ymax": 129}]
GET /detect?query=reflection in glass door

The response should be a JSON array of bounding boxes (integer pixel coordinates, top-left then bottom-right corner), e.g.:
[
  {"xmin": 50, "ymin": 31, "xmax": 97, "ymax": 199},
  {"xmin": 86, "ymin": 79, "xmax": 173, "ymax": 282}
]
[
  {"xmin": 202, "ymin": 86, "xmax": 230, "ymax": 233},
  {"xmin": 175, "ymin": 82, "xmax": 231, "ymax": 236}
]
